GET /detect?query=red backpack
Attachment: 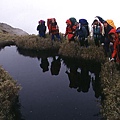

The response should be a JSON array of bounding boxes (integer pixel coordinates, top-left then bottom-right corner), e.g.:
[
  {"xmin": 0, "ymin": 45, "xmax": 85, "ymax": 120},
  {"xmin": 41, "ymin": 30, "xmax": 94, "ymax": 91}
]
[{"xmin": 47, "ymin": 18, "xmax": 56, "ymax": 32}]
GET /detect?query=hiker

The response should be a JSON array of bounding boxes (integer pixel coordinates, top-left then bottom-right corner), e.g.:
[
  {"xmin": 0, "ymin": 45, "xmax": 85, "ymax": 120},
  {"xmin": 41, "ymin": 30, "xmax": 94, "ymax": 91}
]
[
  {"xmin": 110, "ymin": 28, "xmax": 120, "ymax": 63},
  {"xmin": 108, "ymin": 28, "xmax": 117, "ymax": 58},
  {"xmin": 37, "ymin": 20, "xmax": 46, "ymax": 38},
  {"xmin": 65, "ymin": 18, "xmax": 77, "ymax": 42},
  {"xmin": 103, "ymin": 21, "xmax": 113, "ymax": 56},
  {"xmin": 91, "ymin": 19, "xmax": 103, "ymax": 47},
  {"xmin": 75, "ymin": 22, "xmax": 88, "ymax": 47},
  {"xmin": 48, "ymin": 18, "xmax": 61, "ymax": 41}
]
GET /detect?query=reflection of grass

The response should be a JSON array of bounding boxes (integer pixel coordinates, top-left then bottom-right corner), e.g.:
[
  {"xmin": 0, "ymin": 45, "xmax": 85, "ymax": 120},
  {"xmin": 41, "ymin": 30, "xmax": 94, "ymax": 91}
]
[
  {"xmin": 100, "ymin": 62, "xmax": 120, "ymax": 120},
  {"xmin": 0, "ymin": 66, "xmax": 21, "ymax": 120}
]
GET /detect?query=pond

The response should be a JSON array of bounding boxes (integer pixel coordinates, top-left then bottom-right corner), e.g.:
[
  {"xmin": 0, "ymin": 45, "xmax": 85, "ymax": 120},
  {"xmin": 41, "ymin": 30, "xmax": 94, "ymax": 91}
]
[{"xmin": 0, "ymin": 46, "xmax": 102, "ymax": 120}]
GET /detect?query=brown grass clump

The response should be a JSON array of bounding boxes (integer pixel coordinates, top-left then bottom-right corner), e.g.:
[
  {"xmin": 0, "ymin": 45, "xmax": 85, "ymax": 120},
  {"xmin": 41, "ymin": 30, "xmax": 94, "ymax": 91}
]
[
  {"xmin": 100, "ymin": 62, "xmax": 120, "ymax": 120},
  {"xmin": 59, "ymin": 41, "xmax": 106, "ymax": 63},
  {"xmin": 0, "ymin": 66, "xmax": 21, "ymax": 120},
  {"xmin": 59, "ymin": 41, "xmax": 80, "ymax": 58},
  {"xmin": 15, "ymin": 35, "xmax": 61, "ymax": 50}
]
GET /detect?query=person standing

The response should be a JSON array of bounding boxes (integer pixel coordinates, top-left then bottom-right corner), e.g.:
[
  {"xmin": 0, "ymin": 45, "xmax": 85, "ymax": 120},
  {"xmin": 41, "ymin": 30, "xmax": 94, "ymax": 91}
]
[{"xmin": 37, "ymin": 20, "xmax": 46, "ymax": 38}]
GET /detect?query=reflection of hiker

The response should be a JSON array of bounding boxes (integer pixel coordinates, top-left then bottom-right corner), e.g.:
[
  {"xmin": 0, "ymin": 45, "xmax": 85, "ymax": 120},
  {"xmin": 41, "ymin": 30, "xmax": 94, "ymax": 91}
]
[
  {"xmin": 80, "ymin": 68, "xmax": 91, "ymax": 93},
  {"xmin": 50, "ymin": 56, "xmax": 61, "ymax": 75},
  {"xmin": 92, "ymin": 73, "xmax": 101, "ymax": 98},
  {"xmin": 65, "ymin": 66, "xmax": 80, "ymax": 89},
  {"xmin": 40, "ymin": 57, "xmax": 49, "ymax": 72},
  {"xmin": 37, "ymin": 20, "xmax": 46, "ymax": 38}
]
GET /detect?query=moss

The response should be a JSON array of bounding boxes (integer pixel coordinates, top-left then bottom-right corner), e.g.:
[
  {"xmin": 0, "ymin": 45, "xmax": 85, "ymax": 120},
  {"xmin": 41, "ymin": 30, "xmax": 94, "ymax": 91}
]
[{"xmin": 0, "ymin": 66, "xmax": 21, "ymax": 120}]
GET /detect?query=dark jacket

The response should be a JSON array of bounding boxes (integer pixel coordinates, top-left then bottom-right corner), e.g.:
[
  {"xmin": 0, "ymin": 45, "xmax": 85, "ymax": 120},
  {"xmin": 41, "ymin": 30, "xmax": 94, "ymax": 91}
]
[{"xmin": 37, "ymin": 24, "xmax": 46, "ymax": 33}]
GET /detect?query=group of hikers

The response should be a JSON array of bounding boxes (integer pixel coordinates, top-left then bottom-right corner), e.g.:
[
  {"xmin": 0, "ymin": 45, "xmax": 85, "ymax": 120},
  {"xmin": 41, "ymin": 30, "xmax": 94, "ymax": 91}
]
[{"xmin": 37, "ymin": 16, "xmax": 120, "ymax": 63}]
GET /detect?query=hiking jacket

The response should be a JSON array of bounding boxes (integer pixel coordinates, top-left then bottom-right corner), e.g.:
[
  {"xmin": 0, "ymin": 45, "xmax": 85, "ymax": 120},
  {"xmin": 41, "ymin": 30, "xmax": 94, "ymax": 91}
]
[
  {"xmin": 108, "ymin": 28, "xmax": 117, "ymax": 43},
  {"xmin": 112, "ymin": 38, "xmax": 120, "ymax": 63},
  {"xmin": 37, "ymin": 24, "xmax": 46, "ymax": 33},
  {"xmin": 104, "ymin": 25, "xmax": 113, "ymax": 38},
  {"xmin": 49, "ymin": 22, "xmax": 59, "ymax": 34}
]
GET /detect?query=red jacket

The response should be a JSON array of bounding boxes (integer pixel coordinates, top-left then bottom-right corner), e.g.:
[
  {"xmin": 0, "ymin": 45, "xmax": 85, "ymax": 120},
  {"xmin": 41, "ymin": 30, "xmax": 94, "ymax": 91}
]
[
  {"xmin": 112, "ymin": 38, "xmax": 120, "ymax": 62},
  {"xmin": 49, "ymin": 22, "xmax": 59, "ymax": 34},
  {"xmin": 65, "ymin": 20, "xmax": 77, "ymax": 40},
  {"xmin": 108, "ymin": 28, "xmax": 117, "ymax": 43}
]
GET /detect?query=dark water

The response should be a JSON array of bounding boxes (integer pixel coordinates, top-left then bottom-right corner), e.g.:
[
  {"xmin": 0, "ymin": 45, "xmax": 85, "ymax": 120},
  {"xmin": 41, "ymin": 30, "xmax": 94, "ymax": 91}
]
[{"xmin": 0, "ymin": 46, "xmax": 102, "ymax": 120}]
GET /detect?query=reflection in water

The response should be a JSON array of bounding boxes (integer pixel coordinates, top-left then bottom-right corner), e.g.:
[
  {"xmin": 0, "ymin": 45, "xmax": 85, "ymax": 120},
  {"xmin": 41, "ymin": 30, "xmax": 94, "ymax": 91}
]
[
  {"xmin": 0, "ymin": 46, "xmax": 103, "ymax": 120},
  {"xmin": 50, "ymin": 56, "xmax": 61, "ymax": 75},
  {"xmin": 39, "ymin": 57, "xmax": 49, "ymax": 72},
  {"xmin": 17, "ymin": 47, "xmax": 102, "ymax": 97},
  {"xmin": 63, "ymin": 57, "xmax": 102, "ymax": 98}
]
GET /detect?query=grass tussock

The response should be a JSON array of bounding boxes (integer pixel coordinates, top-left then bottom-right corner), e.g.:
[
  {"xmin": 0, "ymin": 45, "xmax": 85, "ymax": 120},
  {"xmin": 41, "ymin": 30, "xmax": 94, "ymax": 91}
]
[
  {"xmin": 100, "ymin": 62, "xmax": 120, "ymax": 120},
  {"xmin": 0, "ymin": 66, "xmax": 21, "ymax": 120},
  {"xmin": 15, "ymin": 35, "xmax": 61, "ymax": 50},
  {"xmin": 59, "ymin": 41, "xmax": 106, "ymax": 63}
]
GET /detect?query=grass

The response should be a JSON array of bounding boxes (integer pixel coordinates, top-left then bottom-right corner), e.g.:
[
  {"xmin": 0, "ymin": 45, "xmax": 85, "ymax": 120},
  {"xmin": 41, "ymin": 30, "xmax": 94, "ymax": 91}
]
[
  {"xmin": 100, "ymin": 62, "xmax": 120, "ymax": 120},
  {"xmin": 0, "ymin": 66, "xmax": 21, "ymax": 120}
]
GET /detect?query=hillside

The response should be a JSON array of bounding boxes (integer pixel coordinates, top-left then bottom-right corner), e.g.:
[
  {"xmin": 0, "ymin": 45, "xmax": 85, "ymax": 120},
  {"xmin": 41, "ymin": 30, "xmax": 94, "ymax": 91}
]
[{"xmin": 0, "ymin": 23, "xmax": 29, "ymax": 36}]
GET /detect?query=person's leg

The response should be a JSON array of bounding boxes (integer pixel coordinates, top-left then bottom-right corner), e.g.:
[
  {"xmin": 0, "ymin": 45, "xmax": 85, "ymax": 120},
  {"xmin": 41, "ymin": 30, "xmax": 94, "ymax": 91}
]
[
  {"xmin": 51, "ymin": 34, "xmax": 55, "ymax": 41},
  {"xmin": 56, "ymin": 33, "xmax": 61, "ymax": 41}
]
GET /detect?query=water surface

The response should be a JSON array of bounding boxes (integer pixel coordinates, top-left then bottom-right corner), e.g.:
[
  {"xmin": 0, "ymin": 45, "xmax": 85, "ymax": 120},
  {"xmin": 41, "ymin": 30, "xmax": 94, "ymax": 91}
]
[{"xmin": 0, "ymin": 46, "xmax": 102, "ymax": 120}]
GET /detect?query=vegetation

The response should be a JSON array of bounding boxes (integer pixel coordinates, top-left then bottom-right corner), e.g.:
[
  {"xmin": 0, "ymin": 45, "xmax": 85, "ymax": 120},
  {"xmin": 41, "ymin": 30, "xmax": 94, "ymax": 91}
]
[
  {"xmin": 0, "ymin": 66, "xmax": 21, "ymax": 120},
  {"xmin": 100, "ymin": 62, "xmax": 120, "ymax": 120}
]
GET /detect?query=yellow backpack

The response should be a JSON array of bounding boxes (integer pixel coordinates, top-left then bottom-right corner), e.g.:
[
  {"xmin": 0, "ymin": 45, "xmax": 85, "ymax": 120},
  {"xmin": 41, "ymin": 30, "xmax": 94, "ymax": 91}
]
[{"xmin": 106, "ymin": 19, "xmax": 116, "ymax": 29}]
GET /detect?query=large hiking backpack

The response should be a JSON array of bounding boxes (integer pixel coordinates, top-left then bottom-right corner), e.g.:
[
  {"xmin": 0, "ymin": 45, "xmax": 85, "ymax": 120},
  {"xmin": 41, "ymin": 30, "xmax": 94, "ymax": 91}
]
[
  {"xmin": 79, "ymin": 19, "xmax": 88, "ymax": 26},
  {"xmin": 39, "ymin": 20, "xmax": 45, "ymax": 25},
  {"xmin": 47, "ymin": 18, "xmax": 56, "ymax": 31},
  {"xmin": 69, "ymin": 17, "xmax": 77, "ymax": 26},
  {"xmin": 79, "ymin": 19, "xmax": 89, "ymax": 36},
  {"xmin": 106, "ymin": 19, "xmax": 116, "ymax": 29}
]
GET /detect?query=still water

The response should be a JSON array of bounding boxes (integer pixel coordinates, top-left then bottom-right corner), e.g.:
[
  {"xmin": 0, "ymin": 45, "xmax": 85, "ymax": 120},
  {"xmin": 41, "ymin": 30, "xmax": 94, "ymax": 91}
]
[{"xmin": 0, "ymin": 46, "xmax": 102, "ymax": 120}]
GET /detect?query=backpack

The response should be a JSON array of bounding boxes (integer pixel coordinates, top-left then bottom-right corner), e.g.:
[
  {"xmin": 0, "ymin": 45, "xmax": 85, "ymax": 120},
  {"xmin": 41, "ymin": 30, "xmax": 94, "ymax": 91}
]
[
  {"xmin": 39, "ymin": 20, "xmax": 45, "ymax": 25},
  {"xmin": 77, "ymin": 26, "xmax": 86, "ymax": 38},
  {"xmin": 69, "ymin": 17, "xmax": 77, "ymax": 26},
  {"xmin": 47, "ymin": 18, "xmax": 56, "ymax": 31},
  {"xmin": 79, "ymin": 19, "xmax": 88, "ymax": 26},
  {"xmin": 79, "ymin": 19, "xmax": 89, "ymax": 36},
  {"xmin": 106, "ymin": 19, "xmax": 116, "ymax": 29}
]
